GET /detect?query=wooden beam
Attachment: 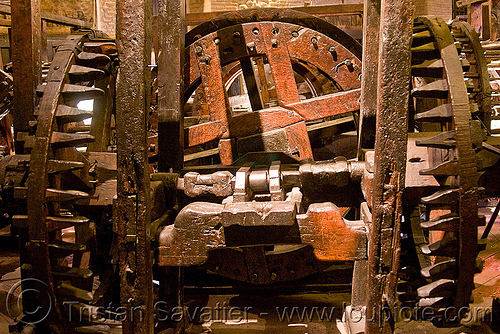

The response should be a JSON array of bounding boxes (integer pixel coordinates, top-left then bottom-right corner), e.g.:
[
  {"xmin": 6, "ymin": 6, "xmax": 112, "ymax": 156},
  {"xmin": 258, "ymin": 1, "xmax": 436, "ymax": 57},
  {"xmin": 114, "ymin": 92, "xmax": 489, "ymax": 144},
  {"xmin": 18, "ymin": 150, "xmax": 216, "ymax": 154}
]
[
  {"xmin": 11, "ymin": 0, "xmax": 41, "ymax": 153},
  {"xmin": 492, "ymin": 0, "xmax": 500, "ymax": 40},
  {"xmin": 0, "ymin": 3, "xmax": 91, "ymax": 28},
  {"xmin": 456, "ymin": 0, "xmax": 487, "ymax": 8},
  {"xmin": 116, "ymin": 0, "xmax": 153, "ymax": 332},
  {"xmin": 357, "ymin": 0, "xmax": 381, "ymax": 156},
  {"xmin": 365, "ymin": 0, "xmax": 414, "ymax": 332},
  {"xmin": 157, "ymin": 0, "xmax": 185, "ymax": 172},
  {"xmin": 186, "ymin": 4, "xmax": 364, "ymax": 26},
  {"xmin": 40, "ymin": 11, "xmax": 92, "ymax": 28}
]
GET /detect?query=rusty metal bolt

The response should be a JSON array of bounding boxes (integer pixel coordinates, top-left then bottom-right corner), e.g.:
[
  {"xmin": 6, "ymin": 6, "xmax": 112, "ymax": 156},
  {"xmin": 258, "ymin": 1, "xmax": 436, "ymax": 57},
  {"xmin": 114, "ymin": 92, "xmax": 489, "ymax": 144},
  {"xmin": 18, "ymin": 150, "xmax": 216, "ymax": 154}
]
[
  {"xmin": 335, "ymin": 58, "xmax": 355, "ymax": 72},
  {"xmin": 271, "ymin": 39, "xmax": 278, "ymax": 48},
  {"xmin": 328, "ymin": 46, "xmax": 337, "ymax": 60},
  {"xmin": 252, "ymin": 27, "xmax": 259, "ymax": 35},
  {"xmin": 214, "ymin": 38, "xmax": 220, "ymax": 45},
  {"xmin": 247, "ymin": 42, "xmax": 256, "ymax": 53},
  {"xmin": 251, "ymin": 273, "xmax": 258, "ymax": 280},
  {"xmin": 233, "ymin": 31, "xmax": 241, "ymax": 37},
  {"xmin": 270, "ymin": 272, "xmax": 278, "ymax": 281},
  {"xmin": 149, "ymin": 143, "xmax": 156, "ymax": 152},
  {"xmin": 291, "ymin": 31, "xmax": 299, "ymax": 38},
  {"xmin": 272, "ymin": 27, "xmax": 279, "ymax": 35},
  {"xmin": 344, "ymin": 58, "xmax": 354, "ymax": 72},
  {"xmin": 201, "ymin": 56, "xmax": 211, "ymax": 65},
  {"xmin": 195, "ymin": 45, "xmax": 203, "ymax": 56},
  {"xmin": 311, "ymin": 37, "xmax": 318, "ymax": 49}
]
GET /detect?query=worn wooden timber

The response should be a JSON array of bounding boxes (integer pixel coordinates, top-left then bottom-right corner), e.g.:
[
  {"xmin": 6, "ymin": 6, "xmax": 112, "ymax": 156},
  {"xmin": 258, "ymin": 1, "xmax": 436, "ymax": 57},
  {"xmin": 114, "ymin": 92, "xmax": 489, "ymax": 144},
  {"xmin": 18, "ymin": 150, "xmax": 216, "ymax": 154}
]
[
  {"xmin": 365, "ymin": 0, "xmax": 414, "ymax": 333},
  {"xmin": 185, "ymin": 4, "xmax": 363, "ymax": 26},
  {"xmin": 492, "ymin": 0, "xmax": 500, "ymax": 41},
  {"xmin": 11, "ymin": 0, "xmax": 41, "ymax": 153},
  {"xmin": 357, "ymin": 0, "xmax": 381, "ymax": 156},
  {"xmin": 0, "ymin": 3, "xmax": 91, "ymax": 28},
  {"xmin": 116, "ymin": 0, "xmax": 153, "ymax": 333},
  {"xmin": 157, "ymin": 0, "xmax": 185, "ymax": 172}
]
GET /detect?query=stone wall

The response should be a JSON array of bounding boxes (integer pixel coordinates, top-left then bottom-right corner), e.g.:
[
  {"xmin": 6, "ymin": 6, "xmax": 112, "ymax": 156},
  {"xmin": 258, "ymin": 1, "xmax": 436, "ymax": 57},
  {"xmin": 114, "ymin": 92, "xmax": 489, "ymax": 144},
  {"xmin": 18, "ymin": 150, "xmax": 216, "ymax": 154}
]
[
  {"xmin": 41, "ymin": 0, "xmax": 95, "ymax": 34},
  {"xmin": 39, "ymin": 0, "xmax": 115, "ymax": 37},
  {"xmin": 415, "ymin": 0, "xmax": 452, "ymax": 21},
  {"xmin": 97, "ymin": 0, "xmax": 116, "ymax": 37}
]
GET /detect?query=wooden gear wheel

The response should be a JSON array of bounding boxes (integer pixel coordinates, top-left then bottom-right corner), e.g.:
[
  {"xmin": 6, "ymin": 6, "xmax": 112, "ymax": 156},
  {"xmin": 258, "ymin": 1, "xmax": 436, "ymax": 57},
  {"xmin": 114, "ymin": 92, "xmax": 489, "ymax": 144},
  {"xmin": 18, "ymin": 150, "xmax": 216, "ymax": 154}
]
[
  {"xmin": 181, "ymin": 8, "xmax": 363, "ymax": 165},
  {"xmin": 399, "ymin": 16, "xmax": 487, "ymax": 326},
  {"xmin": 13, "ymin": 32, "xmax": 118, "ymax": 333}
]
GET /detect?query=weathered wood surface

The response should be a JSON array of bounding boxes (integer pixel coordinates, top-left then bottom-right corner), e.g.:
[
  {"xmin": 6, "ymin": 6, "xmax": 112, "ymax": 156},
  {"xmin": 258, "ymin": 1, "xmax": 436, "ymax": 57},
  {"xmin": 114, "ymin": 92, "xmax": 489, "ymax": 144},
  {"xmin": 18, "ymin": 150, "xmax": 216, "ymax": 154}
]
[
  {"xmin": 11, "ymin": 0, "xmax": 41, "ymax": 153},
  {"xmin": 157, "ymin": 0, "xmax": 185, "ymax": 172},
  {"xmin": 357, "ymin": 0, "xmax": 380, "ymax": 156},
  {"xmin": 365, "ymin": 0, "xmax": 414, "ymax": 332},
  {"xmin": 116, "ymin": 0, "xmax": 153, "ymax": 332}
]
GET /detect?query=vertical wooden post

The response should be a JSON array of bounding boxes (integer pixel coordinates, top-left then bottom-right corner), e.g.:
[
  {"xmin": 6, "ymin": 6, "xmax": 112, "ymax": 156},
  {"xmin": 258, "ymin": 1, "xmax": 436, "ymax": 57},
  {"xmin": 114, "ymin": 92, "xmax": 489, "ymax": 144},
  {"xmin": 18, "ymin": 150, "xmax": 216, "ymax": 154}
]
[
  {"xmin": 482, "ymin": 3, "xmax": 491, "ymax": 40},
  {"xmin": 11, "ymin": 0, "xmax": 41, "ymax": 153},
  {"xmin": 11, "ymin": 1, "xmax": 42, "ymax": 328},
  {"xmin": 470, "ymin": 2, "xmax": 484, "ymax": 36},
  {"xmin": 357, "ymin": 0, "xmax": 381, "ymax": 157},
  {"xmin": 365, "ymin": 0, "xmax": 414, "ymax": 332},
  {"xmin": 157, "ymin": 0, "xmax": 185, "ymax": 172},
  {"xmin": 492, "ymin": 0, "xmax": 500, "ymax": 40},
  {"xmin": 157, "ymin": 1, "xmax": 186, "ymax": 332},
  {"xmin": 116, "ymin": 0, "xmax": 153, "ymax": 333}
]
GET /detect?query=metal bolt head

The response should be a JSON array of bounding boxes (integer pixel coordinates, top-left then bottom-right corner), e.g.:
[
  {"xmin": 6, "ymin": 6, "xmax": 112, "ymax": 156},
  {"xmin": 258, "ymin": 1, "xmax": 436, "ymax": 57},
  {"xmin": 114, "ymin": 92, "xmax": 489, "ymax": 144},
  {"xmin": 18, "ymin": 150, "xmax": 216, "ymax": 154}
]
[
  {"xmin": 311, "ymin": 37, "xmax": 318, "ymax": 49},
  {"xmin": 202, "ymin": 56, "xmax": 211, "ymax": 65},
  {"xmin": 214, "ymin": 38, "xmax": 220, "ymax": 45},
  {"xmin": 345, "ymin": 59, "xmax": 355, "ymax": 72},
  {"xmin": 271, "ymin": 39, "xmax": 278, "ymax": 48},
  {"xmin": 251, "ymin": 273, "xmax": 258, "ymax": 280},
  {"xmin": 195, "ymin": 45, "xmax": 203, "ymax": 56},
  {"xmin": 291, "ymin": 31, "xmax": 299, "ymax": 38},
  {"xmin": 270, "ymin": 272, "xmax": 277, "ymax": 281},
  {"xmin": 247, "ymin": 42, "xmax": 256, "ymax": 53},
  {"xmin": 328, "ymin": 46, "xmax": 337, "ymax": 60}
]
